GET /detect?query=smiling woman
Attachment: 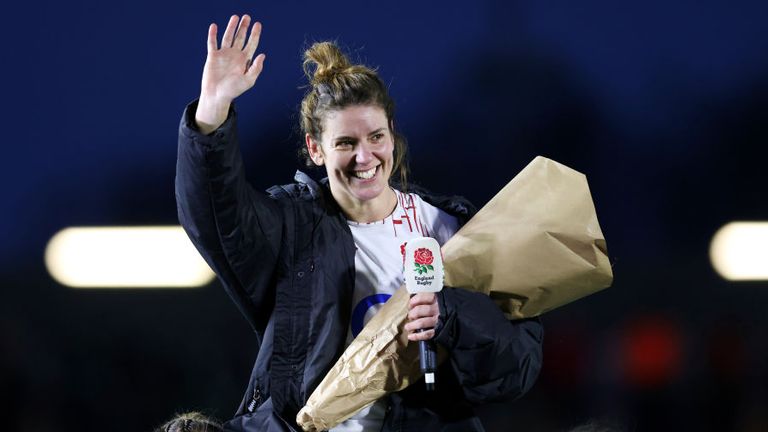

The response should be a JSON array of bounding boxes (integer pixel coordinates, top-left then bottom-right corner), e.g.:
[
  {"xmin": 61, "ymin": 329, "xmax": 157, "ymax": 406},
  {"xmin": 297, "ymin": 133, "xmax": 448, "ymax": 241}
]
[
  {"xmin": 172, "ymin": 13, "xmax": 543, "ymax": 432},
  {"xmin": 305, "ymin": 104, "xmax": 397, "ymax": 222},
  {"xmin": 298, "ymin": 42, "xmax": 408, "ymax": 223}
]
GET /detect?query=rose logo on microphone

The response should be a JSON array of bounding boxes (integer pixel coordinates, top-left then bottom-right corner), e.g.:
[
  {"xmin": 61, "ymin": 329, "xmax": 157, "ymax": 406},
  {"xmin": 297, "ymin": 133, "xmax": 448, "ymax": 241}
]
[
  {"xmin": 413, "ymin": 248, "xmax": 434, "ymax": 275},
  {"xmin": 404, "ymin": 238, "xmax": 443, "ymax": 294}
]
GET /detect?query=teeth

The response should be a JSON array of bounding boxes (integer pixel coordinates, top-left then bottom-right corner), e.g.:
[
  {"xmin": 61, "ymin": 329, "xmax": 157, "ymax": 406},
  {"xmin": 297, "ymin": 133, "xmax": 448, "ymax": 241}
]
[{"xmin": 353, "ymin": 167, "xmax": 377, "ymax": 179}]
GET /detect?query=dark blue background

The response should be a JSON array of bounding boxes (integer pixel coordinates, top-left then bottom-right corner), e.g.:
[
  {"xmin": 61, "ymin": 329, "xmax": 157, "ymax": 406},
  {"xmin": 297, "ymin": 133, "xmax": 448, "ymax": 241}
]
[{"xmin": 3, "ymin": 1, "xmax": 767, "ymax": 431}]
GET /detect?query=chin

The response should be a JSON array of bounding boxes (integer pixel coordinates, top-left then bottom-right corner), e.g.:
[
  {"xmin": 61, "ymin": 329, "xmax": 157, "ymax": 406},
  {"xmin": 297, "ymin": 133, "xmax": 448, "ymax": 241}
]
[{"xmin": 350, "ymin": 182, "xmax": 388, "ymax": 202}]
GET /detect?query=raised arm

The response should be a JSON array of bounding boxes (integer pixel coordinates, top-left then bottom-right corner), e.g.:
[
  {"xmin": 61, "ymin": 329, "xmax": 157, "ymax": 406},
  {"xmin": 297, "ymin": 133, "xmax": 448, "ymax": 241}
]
[
  {"xmin": 176, "ymin": 15, "xmax": 281, "ymax": 334},
  {"xmin": 196, "ymin": 14, "xmax": 266, "ymax": 134}
]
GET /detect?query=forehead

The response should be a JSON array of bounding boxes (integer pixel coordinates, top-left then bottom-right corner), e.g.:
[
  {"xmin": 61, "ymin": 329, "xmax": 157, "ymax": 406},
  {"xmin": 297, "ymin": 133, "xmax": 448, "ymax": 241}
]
[{"xmin": 322, "ymin": 105, "xmax": 389, "ymax": 136}]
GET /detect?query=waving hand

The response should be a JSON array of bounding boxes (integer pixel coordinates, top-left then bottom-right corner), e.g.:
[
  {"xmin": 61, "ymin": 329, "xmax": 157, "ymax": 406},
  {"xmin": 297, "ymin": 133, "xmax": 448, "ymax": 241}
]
[{"xmin": 195, "ymin": 14, "xmax": 265, "ymax": 134}]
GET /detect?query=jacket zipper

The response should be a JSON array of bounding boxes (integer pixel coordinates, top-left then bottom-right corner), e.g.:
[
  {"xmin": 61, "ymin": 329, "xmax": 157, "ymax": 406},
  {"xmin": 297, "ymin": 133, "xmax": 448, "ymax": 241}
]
[{"xmin": 247, "ymin": 386, "xmax": 262, "ymax": 413}]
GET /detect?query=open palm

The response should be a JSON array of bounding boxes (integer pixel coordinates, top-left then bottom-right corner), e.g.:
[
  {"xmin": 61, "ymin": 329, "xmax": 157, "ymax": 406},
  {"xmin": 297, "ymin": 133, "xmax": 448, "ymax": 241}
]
[
  {"xmin": 201, "ymin": 14, "xmax": 264, "ymax": 102},
  {"xmin": 196, "ymin": 14, "xmax": 265, "ymax": 133}
]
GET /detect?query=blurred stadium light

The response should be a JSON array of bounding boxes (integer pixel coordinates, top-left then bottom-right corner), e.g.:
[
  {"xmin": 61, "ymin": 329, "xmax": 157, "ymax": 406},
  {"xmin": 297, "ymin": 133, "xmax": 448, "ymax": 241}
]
[
  {"xmin": 44, "ymin": 226, "xmax": 215, "ymax": 288},
  {"xmin": 710, "ymin": 222, "xmax": 768, "ymax": 281}
]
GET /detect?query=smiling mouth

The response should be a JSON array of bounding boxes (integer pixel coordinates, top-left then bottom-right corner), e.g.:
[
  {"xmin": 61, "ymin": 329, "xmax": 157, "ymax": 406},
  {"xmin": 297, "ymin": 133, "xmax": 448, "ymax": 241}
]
[{"xmin": 351, "ymin": 166, "xmax": 378, "ymax": 180}]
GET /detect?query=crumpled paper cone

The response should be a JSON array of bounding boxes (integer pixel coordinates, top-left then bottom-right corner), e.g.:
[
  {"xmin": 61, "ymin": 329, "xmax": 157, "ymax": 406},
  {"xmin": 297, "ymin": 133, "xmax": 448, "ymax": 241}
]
[
  {"xmin": 296, "ymin": 156, "xmax": 613, "ymax": 431},
  {"xmin": 442, "ymin": 156, "xmax": 613, "ymax": 318},
  {"xmin": 295, "ymin": 287, "xmax": 418, "ymax": 432}
]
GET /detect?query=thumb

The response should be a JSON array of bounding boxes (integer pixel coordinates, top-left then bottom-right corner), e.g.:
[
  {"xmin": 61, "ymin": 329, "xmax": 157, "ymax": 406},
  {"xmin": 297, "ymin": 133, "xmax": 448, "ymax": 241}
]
[{"xmin": 246, "ymin": 53, "xmax": 266, "ymax": 81}]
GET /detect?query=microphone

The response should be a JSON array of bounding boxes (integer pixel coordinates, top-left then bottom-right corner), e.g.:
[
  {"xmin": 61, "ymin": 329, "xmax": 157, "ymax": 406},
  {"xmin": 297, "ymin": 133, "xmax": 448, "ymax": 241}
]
[{"xmin": 403, "ymin": 237, "xmax": 444, "ymax": 391}]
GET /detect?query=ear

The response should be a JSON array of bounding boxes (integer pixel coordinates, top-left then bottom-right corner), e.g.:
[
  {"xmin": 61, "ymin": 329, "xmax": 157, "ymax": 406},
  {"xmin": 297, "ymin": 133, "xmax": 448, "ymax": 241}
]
[{"xmin": 305, "ymin": 133, "xmax": 324, "ymax": 166}]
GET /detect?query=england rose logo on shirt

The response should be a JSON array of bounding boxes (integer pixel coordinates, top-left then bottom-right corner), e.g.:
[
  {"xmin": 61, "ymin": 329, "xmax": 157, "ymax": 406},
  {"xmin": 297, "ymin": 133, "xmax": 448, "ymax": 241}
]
[{"xmin": 413, "ymin": 248, "xmax": 434, "ymax": 275}]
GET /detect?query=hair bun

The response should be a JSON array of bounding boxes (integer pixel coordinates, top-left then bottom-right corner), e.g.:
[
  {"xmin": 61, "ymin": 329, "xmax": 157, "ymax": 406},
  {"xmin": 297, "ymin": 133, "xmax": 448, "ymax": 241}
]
[
  {"xmin": 302, "ymin": 42, "xmax": 354, "ymax": 85},
  {"xmin": 157, "ymin": 412, "xmax": 222, "ymax": 432}
]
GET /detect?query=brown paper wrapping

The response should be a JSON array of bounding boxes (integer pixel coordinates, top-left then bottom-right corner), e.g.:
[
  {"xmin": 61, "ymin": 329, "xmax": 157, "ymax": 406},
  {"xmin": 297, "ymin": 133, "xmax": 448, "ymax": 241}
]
[
  {"xmin": 443, "ymin": 156, "xmax": 613, "ymax": 318},
  {"xmin": 295, "ymin": 287, "xmax": 417, "ymax": 432},
  {"xmin": 296, "ymin": 156, "xmax": 613, "ymax": 431}
]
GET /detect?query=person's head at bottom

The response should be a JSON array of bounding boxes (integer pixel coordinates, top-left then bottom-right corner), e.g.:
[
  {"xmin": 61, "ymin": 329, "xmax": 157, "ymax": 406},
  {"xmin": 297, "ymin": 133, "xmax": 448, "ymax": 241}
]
[{"xmin": 157, "ymin": 412, "xmax": 223, "ymax": 432}]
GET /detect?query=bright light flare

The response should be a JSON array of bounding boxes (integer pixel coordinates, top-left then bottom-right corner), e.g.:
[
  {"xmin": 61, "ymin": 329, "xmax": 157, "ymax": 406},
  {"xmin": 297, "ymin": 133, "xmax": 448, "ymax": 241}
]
[
  {"xmin": 45, "ymin": 226, "xmax": 215, "ymax": 288},
  {"xmin": 710, "ymin": 222, "xmax": 768, "ymax": 281}
]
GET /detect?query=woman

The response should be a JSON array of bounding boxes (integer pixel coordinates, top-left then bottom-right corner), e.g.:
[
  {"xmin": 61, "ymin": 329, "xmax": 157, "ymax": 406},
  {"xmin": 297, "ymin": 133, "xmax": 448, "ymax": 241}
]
[{"xmin": 174, "ymin": 14, "xmax": 543, "ymax": 432}]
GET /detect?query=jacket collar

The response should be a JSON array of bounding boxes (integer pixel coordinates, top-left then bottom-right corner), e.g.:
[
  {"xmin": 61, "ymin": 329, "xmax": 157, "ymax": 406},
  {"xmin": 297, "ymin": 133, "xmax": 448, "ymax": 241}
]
[
  {"xmin": 293, "ymin": 170, "xmax": 321, "ymax": 199},
  {"xmin": 293, "ymin": 170, "xmax": 476, "ymax": 223},
  {"xmin": 293, "ymin": 170, "xmax": 347, "ymax": 219}
]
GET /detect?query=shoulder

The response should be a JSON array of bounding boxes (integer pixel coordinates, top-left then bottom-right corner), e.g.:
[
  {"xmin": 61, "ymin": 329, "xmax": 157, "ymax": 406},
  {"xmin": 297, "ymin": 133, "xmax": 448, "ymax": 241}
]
[
  {"xmin": 266, "ymin": 171, "xmax": 321, "ymax": 201},
  {"xmin": 405, "ymin": 184, "xmax": 477, "ymax": 225},
  {"xmin": 266, "ymin": 171, "xmax": 343, "ymax": 219}
]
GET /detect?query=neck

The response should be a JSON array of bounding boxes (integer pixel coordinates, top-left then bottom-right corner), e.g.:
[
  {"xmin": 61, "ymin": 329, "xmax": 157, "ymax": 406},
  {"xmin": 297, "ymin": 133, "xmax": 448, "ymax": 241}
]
[{"xmin": 336, "ymin": 188, "xmax": 398, "ymax": 223}]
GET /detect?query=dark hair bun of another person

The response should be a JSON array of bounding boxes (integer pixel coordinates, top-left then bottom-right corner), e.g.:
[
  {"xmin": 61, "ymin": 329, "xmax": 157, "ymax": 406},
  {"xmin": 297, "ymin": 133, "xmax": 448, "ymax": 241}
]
[{"xmin": 156, "ymin": 412, "xmax": 222, "ymax": 432}]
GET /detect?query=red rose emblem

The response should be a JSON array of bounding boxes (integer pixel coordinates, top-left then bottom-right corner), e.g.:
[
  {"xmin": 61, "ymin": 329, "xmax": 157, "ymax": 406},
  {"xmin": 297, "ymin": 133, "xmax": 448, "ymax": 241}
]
[{"xmin": 414, "ymin": 248, "xmax": 434, "ymax": 266}]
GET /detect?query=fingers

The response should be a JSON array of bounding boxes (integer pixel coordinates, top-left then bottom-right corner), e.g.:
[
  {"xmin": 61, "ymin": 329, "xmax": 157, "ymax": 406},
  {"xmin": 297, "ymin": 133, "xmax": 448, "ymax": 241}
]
[
  {"xmin": 404, "ymin": 316, "xmax": 438, "ymax": 333},
  {"xmin": 246, "ymin": 53, "xmax": 266, "ymax": 81},
  {"xmin": 233, "ymin": 15, "xmax": 251, "ymax": 50},
  {"xmin": 407, "ymin": 304, "xmax": 437, "ymax": 322},
  {"xmin": 243, "ymin": 21, "xmax": 262, "ymax": 61},
  {"xmin": 211, "ymin": 15, "xmax": 260, "ymax": 56},
  {"xmin": 220, "ymin": 14, "xmax": 239, "ymax": 48},
  {"xmin": 206, "ymin": 23, "xmax": 218, "ymax": 53},
  {"xmin": 405, "ymin": 293, "xmax": 439, "ymax": 340},
  {"xmin": 409, "ymin": 292, "xmax": 436, "ymax": 308},
  {"xmin": 408, "ymin": 328, "xmax": 435, "ymax": 342}
]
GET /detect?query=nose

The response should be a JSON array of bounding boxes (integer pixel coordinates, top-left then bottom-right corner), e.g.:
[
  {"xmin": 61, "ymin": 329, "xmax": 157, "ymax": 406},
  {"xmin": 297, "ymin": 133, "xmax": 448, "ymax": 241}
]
[{"xmin": 354, "ymin": 143, "xmax": 374, "ymax": 165}]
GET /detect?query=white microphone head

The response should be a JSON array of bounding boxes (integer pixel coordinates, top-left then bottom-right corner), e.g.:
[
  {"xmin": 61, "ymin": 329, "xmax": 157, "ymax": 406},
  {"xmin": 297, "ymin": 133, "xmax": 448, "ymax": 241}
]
[{"xmin": 403, "ymin": 237, "xmax": 444, "ymax": 294}]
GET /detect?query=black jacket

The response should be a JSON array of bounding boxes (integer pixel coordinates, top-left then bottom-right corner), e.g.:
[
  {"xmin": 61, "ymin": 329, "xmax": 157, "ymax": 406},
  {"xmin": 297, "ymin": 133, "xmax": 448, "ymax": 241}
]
[{"xmin": 176, "ymin": 101, "xmax": 543, "ymax": 431}]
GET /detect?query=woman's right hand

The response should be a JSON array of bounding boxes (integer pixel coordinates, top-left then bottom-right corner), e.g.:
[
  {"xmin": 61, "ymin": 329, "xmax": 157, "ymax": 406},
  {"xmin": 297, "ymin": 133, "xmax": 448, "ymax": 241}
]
[{"xmin": 195, "ymin": 14, "xmax": 265, "ymax": 134}]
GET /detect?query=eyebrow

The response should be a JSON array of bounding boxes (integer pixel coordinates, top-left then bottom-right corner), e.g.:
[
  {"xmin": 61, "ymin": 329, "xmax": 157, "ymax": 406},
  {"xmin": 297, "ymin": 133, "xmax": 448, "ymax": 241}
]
[{"xmin": 332, "ymin": 128, "xmax": 388, "ymax": 141}]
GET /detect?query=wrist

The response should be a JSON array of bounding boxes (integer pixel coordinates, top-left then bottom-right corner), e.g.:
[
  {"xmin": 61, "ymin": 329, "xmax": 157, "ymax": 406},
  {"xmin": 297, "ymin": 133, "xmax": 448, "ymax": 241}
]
[{"xmin": 195, "ymin": 94, "xmax": 232, "ymax": 135}]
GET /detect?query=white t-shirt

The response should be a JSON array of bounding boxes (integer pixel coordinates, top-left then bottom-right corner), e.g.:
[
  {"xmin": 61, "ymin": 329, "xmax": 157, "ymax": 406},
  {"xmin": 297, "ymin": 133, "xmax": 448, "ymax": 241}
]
[{"xmin": 330, "ymin": 189, "xmax": 460, "ymax": 432}]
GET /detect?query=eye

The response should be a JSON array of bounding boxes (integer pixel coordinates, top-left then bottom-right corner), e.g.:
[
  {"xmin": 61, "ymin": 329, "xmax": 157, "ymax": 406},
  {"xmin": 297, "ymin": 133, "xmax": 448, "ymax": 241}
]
[
  {"xmin": 334, "ymin": 140, "xmax": 355, "ymax": 148},
  {"xmin": 371, "ymin": 133, "xmax": 385, "ymax": 143}
]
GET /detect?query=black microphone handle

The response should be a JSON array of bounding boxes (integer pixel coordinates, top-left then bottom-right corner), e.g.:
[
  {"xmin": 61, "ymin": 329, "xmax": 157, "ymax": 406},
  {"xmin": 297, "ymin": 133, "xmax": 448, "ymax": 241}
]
[{"xmin": 418, "ymin": 332, "xmax": 437, "ymax": 391}]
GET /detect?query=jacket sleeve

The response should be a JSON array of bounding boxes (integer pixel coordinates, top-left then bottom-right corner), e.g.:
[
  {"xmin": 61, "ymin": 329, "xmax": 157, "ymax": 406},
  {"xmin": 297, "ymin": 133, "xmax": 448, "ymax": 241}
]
[
  {"xmin": 434, "ymin": 287, "xmax": 544, "ymax": 403},
  {"xmin": 176, "ymin": 100, "xmax": 283, "ymax": 333}
]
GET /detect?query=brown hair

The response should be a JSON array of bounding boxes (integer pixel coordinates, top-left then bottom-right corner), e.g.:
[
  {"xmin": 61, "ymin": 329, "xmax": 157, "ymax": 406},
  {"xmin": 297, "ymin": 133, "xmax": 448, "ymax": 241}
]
[{"xmin": 299, "ymin": 41, "xmax": 409, "ymax": 190}]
